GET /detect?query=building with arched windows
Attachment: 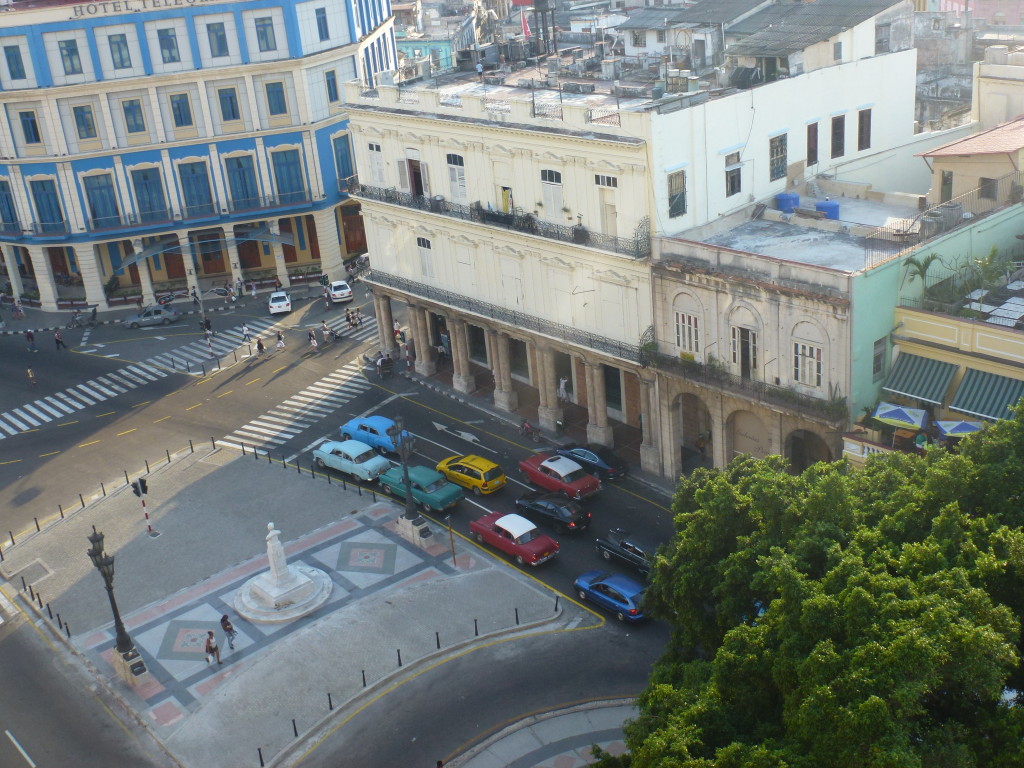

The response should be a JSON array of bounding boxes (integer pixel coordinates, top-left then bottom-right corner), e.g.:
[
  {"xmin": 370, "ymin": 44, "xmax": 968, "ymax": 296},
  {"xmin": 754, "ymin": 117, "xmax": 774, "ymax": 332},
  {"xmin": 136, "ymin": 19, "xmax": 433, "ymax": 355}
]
[{"xmin": 0, "ymin": 0, "xmax": 394, "ymax": 312}]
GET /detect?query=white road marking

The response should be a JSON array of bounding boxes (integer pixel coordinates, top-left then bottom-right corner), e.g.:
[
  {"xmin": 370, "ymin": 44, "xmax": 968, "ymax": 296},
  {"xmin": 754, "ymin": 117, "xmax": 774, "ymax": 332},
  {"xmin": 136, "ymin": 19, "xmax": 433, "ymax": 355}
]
[{"xmin": 5, "ymin": 730, "xmax": 36, "ymax": 767}]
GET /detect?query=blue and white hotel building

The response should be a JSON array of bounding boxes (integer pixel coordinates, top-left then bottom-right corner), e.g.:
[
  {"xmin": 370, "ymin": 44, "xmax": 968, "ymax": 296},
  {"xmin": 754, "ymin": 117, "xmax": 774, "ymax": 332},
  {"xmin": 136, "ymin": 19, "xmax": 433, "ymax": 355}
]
[{"xmin": 0, "ymin": 0, "xmax": 394, "ymax": 312}]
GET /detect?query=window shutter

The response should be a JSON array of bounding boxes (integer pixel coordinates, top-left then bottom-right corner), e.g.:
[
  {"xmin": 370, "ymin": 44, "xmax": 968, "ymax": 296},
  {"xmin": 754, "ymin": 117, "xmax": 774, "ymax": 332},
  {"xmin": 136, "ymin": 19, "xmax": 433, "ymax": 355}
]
[{"xmin": 397, "ymin": 161, "xmax": 410, "ymax": 192}]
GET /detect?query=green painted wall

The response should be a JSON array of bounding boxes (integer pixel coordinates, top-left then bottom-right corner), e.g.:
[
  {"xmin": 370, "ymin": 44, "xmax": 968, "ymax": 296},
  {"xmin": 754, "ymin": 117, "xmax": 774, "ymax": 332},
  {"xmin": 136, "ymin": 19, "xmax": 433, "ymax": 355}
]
[{"xmin": 849, "ymin": 205, "xmax": 1024, "ymax": 417}]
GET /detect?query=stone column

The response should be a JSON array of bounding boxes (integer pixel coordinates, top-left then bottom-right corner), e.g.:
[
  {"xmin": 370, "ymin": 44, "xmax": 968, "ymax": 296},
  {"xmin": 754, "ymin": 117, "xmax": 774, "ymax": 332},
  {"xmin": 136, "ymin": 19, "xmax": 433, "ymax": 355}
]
[
  {"xmin": 536, "ymin": 344, "xmax": 563, "ymax": 432},
  {"xmin": 181, "ymin": 232, "xmax": 201, "ymax": 299},
  {"xmin": 639, "ymin": 375, "xmax": 661, "ymax": 475},
  {"xmin": 709, "ymin": 415, "xmax": 726, "ymax": 469},
  {"xmin": 493, "ymin": 331, "xmax": 518, "ymax": 412},
  {"xmin": 1, "ymin": 245, "xmax": 24, "ymax": 300},
  {"xmin": 26, "ymin": 245, "xmax": 59, "ymax": 311},
  {"xmin": 312, "ymin": 207, "xmax": 344, "ymax": 279},
  {"xmin": 135, "ymin": 247, "xmax": 156, "ymax": 307},
  {"xmin": 225, "ymin": 232, "xmax": 244, "ymax": 288},
  {"xmin": 585, "ymin": 360, "xmax": 613, "ymax": 446},
  {"xmin": 77, "ymin": 246, "xmax": 110, "ymax": 311},
  {"xmin": 451, "ymin": 319, "xmax": 475, "ymax": 394},
  {"xmin": 411, "ymin": 304, "xmax": 436, "ymax": 376},
  {"xmin": 268, "ymin": 220, "xmax": 291, "ymax": 288},
  {"xmin": 484, "ymin": 329, "xmax": 499, "ymax": 389},
  {"xmin": 374, "ymin": 293, "xmax": 399, "ymax": 358}
]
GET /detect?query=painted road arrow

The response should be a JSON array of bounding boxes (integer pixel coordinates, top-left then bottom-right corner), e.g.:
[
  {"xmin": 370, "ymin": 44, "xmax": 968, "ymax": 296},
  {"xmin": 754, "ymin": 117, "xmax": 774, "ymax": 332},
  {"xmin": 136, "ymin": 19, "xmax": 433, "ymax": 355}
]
[{"xmin": 432, "ymin": 421, "xmax": 495, "ymax": 452}]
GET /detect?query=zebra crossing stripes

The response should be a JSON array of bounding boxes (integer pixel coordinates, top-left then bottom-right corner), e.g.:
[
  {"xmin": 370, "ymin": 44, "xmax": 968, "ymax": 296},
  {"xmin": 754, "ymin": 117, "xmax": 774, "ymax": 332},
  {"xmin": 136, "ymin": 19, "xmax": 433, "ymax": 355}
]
[
  {"xmin": 0, "ymin": 362, "xmax": 168, "ymax": 438},
  {"xmin": 217, "ymin": 362, "xmax": 370, "ymax": 452}
]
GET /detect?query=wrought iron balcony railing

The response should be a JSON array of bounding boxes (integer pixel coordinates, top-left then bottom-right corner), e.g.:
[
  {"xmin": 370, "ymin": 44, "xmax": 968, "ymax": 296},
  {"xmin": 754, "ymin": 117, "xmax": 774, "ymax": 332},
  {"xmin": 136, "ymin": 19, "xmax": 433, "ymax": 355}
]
[
  {"xmin": 367, "ymin": 270, "xmax": 644, "ymax": 363},
  {"xmin": 30, "ymin": 220, "xmax": 69, "ymax": 235},
  {"xmin": 343, "ymin": 177, "xmax": 651, "ymax": 260},
  {"xmin": 226, "ymin": 191, "xmax": 310, "ymax": 214},
  {"xmin": 644, "ymin": 350, "xmax": 849, "ymax": 423}
]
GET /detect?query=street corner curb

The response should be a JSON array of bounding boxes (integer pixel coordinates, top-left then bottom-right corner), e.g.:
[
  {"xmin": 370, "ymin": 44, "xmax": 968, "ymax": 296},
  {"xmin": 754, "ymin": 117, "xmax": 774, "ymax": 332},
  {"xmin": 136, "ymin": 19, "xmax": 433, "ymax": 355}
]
[
  {"xmin": 445, "ymin": 697, "xmax": 638, "ymax": 768},
  {"xmin": 271, "ymin": 606, "xmax": 567, "ymax": 768}
]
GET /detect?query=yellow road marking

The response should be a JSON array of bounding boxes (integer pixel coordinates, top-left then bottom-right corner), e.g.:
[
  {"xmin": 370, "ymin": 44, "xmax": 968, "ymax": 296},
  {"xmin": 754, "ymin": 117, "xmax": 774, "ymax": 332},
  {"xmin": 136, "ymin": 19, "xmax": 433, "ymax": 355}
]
[
  {"xmin": 131, "ymin": 400, "xmax": 150, "ymax": 408},
  {"xmin": 245, "ymin": 377, "xmax": 261, "ymax": 385},
  {"xmin": 96, "ymin": 411, "xmax": 115, "ymax": 418},
  {"xmin": 0, "ymin": 459, "xmax": 22, "ymax": 465},
  {"xmin": 116, "ymin": 428, "xmax": 137, "ymax": 436},
  {"xmin": 57, "ymin": 420, "xmax": 79, "ymax": 426},
  {"xmin": 185, "ymin": 403, "xmax": 203, "ymax": 411},
  {"xmin": 20, "ymin": 428, "xmax": 38, "ymax": 433},
  {"xmin": 272, "ymin": 365, "xmax": 286, "ymax": 373},
  {"xmin": 153, "ymin": 415, "xmax": 171, "ymax": 423},
  {"xmin": 38, "ymin": 451, "xmax": 60, "ymax": 458},
  {"xmin": 216, "ymin": 390, "xmax": 233, "ymax": 398},
  {"xmin": 78, "ymin": 440, "xmax": 100, "ymax": 448}
]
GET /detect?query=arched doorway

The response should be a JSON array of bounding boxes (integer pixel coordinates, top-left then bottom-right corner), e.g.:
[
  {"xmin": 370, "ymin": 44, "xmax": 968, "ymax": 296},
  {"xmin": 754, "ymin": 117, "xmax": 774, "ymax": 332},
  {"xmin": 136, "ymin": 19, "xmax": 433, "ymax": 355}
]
[
  {"xmin": 726, "ymin": 410, "xmax": 770, "ymax": 461},
  {"xmin": 672, "ymin": 392, "xmax": 712, "ymax": 471},
  {"xmin": 785, "ymin": 430, "xmax": 832, "ymax": 473}
]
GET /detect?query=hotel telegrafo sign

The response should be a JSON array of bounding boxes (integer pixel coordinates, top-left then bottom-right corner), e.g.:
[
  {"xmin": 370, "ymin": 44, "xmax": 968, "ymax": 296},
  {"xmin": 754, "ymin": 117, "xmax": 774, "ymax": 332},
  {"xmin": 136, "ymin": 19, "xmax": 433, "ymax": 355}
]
[{"xmin": 72, "ymin": 0, "xmax": 221, "ymax": 16}]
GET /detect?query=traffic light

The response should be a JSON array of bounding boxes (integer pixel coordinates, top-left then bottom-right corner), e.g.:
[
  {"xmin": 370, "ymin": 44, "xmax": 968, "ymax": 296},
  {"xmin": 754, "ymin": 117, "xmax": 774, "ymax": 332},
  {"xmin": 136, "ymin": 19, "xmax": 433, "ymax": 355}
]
[{"xmin": 131, "ymin": 479, "xmax": 149, "ymax": 497}]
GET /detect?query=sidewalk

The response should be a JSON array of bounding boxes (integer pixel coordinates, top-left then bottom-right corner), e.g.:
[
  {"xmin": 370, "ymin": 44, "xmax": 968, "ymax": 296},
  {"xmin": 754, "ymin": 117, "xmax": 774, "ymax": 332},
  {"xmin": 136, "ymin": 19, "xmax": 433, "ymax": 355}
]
[{"xmin": 0, "ymin": 447, "xmax": 583, "ymax": 768}]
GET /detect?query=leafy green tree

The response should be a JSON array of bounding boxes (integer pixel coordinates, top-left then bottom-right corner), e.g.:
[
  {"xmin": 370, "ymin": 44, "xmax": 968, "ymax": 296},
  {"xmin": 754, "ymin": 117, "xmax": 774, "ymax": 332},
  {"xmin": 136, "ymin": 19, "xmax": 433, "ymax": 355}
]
[{"xmin": 603, "ymin": 410, "xmax": 1024, "ymax": 768}]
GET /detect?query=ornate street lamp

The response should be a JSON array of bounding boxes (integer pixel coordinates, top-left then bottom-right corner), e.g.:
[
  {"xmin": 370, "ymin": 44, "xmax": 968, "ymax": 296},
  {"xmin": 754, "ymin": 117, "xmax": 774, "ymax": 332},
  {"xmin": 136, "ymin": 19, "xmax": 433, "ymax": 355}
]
[
  {"xmin": 86, "ymin": 527, "xmax": 134, "ymax": 655},
  {"xmin": 388, "ymin": 415, "xmax": 418, "ymax": 521}
]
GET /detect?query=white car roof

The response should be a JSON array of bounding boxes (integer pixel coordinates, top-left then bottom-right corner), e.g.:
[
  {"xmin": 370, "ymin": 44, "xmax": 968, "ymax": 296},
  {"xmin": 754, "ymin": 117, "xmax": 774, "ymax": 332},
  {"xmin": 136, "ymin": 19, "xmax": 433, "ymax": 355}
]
[
  {"xmin": 331, "ymin": 281, "xmax": 350, "ymax": 289},
  {"xmin": 540, "ymin": 456, "xmax": 582, "ymax": 475},
  {"xmin": 269, "ymin": 291, "xmax": 289, "ymax": 299},
  {"xmin": 495, "ymin": 513, "xmax": 536, "ymax": 538}
]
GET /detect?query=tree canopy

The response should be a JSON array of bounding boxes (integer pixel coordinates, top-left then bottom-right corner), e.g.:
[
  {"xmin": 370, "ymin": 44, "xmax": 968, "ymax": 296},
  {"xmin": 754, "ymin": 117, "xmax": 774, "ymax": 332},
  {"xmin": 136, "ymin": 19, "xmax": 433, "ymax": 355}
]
[{"xmin": 598, "ymin": 408, "xmax": 1024, "ymax": 768}]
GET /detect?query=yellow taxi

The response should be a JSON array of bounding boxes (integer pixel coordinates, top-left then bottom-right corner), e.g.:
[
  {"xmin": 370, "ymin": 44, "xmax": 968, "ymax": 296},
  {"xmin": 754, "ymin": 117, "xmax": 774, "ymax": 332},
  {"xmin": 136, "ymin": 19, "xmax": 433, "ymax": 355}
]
[{"xmin": 436, "ymin": 454, "xmax": 507, "ymax": 495}]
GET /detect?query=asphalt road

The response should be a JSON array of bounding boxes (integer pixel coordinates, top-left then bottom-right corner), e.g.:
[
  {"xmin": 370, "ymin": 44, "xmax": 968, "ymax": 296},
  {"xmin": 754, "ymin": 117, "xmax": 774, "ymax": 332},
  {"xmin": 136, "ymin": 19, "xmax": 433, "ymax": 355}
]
[
  {"xmin": 296, "ymin": 620, "xmax": 668, "ymax": 768},
  {"xmin": 0, "ymin": 595, "xmax": 174, "ymax": 768}
]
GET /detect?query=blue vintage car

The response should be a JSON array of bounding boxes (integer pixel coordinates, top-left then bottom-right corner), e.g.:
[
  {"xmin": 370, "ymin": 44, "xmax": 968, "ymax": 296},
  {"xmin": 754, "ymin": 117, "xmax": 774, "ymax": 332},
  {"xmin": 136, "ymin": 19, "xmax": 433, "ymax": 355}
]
[
  {"xmin": 312, "ymin": 439, "xmax": 391, "ymax": 482},
  {"xmin": 339, "ymin": 415, "xmax": 414, "ymax": 454}
]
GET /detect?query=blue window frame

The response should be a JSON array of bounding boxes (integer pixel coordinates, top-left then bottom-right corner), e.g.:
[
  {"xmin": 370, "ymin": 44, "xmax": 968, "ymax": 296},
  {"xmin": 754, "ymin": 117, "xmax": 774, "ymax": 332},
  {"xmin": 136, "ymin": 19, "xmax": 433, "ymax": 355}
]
[
  {"xmin": 130, "ymin": 168, "xmax": 168, "ymax": 223},
  {"xmin": 225, "ymin": 155, "xmax": 259, "ymax": 210},
  {"xmin": 123, "ymin": 99, "xmax": 146, "ymax": 133},
  {"xmin": 178, "ymin": 162, "xmax": 215, "ymax": 217},
  {"xmin": 218, "ymin": 88, "xmax": 240, "ymax": 121},
  {"xmin": 255, "ymin": 18, "xmax": 277, "ymax": 52},
  {"xmin": 59, "ymin": 39, "xmax": 82, "ymax": 75},
  {"xmin": 271, "ymin": 149, "xmax": 305, "ymax": 204},
  {"xmin": 30, "ymin": 179, "xmax": 65, "ymax": 233},
  {"xmin": 333, "ymin": 135, "xmax": 353, "ymax": 180},
  {"xmin": 0, "ymin": 180, "xmax": 20, "ymax": 233},
  {"xmin": 109, "ymin": 34, "xmax": 131, "ymax": 69},
  {"xmin": 207, "ymin": 22, "xmax": 229, "ymax": 57},
  {"xmin": 20, "ymin": 111, "xmax": 40, "ymax": 144},
  {"xmin": 73, "ymin": 106, "xmax": 97, "ymax": 139},
  {"xmin": 325, "ymin": 70, "xmax": 338, "ymax": 102},
  {"xmin": 157, "ymin": 29, "xmax": 180, "ymax": 64},
  {"xmin": 4, "ymin": 46, "xmax": 26, "ymax": 80},
  {"xmin": 315, "ymin": 8, "xmax": 329, "ymax": 41},
  {"xmin": 266, "ymin": 82, "xmax": 287, "ymax": 116},
  {"xmin": 169, "ymin": 94, "xmax": 193, "ymax": 128},
  {"xmin": 83, "ymin": 174, "xmax": 121, "ymax": 229}
]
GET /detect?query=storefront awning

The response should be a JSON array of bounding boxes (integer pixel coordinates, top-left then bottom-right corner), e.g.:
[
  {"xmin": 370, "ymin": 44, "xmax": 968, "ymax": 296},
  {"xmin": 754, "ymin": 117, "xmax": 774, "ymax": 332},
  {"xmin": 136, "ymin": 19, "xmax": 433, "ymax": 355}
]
[
  {"xmin": 949, "ymin": 368, "xmax": 1024, "ymax": 421},
  {"xmin": 882, "ymin": 353, "xmax": 957, "ymax": 405}
]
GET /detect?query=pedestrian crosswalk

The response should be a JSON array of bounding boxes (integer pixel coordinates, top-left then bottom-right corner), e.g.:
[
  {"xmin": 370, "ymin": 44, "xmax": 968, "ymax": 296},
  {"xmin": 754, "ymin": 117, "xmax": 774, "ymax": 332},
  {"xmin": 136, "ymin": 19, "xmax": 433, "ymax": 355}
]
[
  {"xmin": 0, "ymin": 363, "xmax": 168, "ymax": 438},
  {"xmin": 126, "ymin": 315, "xmax": 380, "ymax": 374},
  {"xmin": 215, "ymin": 361, "xmax": 372, "ymax": 453}
]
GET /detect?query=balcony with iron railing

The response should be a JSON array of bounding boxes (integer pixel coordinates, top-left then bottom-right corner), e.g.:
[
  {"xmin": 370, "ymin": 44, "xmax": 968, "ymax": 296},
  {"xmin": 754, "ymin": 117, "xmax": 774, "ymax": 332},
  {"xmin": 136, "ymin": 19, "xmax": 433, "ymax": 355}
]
[
  {"xmin": 342, "ymin": 176, "xmax": 651, "ymax": 260},
  {"xmin": 643, "ymin": 350, "xmax": 849, "ymax": 423},
  {"xmin": 0, "ymin": 219, "xmax": 23, "ymax": 236},
  {"xmin": 367, "ymin": 269, "xmax": 644, "ymax": 362}
]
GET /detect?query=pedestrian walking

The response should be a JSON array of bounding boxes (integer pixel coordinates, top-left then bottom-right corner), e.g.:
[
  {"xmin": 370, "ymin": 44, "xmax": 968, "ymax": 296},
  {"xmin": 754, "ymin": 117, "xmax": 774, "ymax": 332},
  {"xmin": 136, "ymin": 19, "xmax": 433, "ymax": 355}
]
[
  {"xmin": 320, "ymin": 319, "xmax": 332, "ymax": 342},
  {"xmin": 256, "ymin": 337, "xmax": 265, "ymax": 357},
  {"xmin": 276, "ymin": 330, "xmax": 285, "ymax": 349},
  {"xmin": 220, "ymin": 615, "xmax": 237, "ymax": 650},
  {"xmin": 345, "ymin": 308, "xmax": 352, "ymax": 327},
  {"xmin": 274, "ymin": 277, "xmax": 282, "ymax": 290},
  {"xmin": 54, "ymin": 329, "xmax": 66, "ymax": 350},
  {"xmin": 476, "ymin": 60, "xmax": 484, "ymax": 80},
  {"xmin": 250, "ymin": 280, "xmax": 257, "ymax": 301},
  {"xmin": 226, "ymin": 285, "xmax": 234, "ymax": 304},
  {"xmin": 241, "ymin": 322, "xmax": 251, "ymax": 342},
  {"xmin": 356, "ymin": 308, "xmax": 365, "ymax": 328},
  {"xmin": 204, "ymin": 316, "xmax": 213, "ymax": 336},
  {"xmin": 25, "ymin": 329, "xmax": 37, "ymax": 352},
  {"xmin": 205, "ymin": 630, "xmax": 222, "ymax": 664},
  {"xmin": 308, "ymin": 328, "xmax": 318, "ymax": 350},
  {"xmin": 27, "ymin": 367, "xmax": 37, "ymax": 388},
  {"xmin": 191, "ymin": 287, "xmax": 200, "ymax": 307},
  {"xmin": 135, "ymin": 296, "xmax": 143, "ymax": 310},
  {"xmin": 235, "ymin": 277, "xmax": 243, "ymax": 298},
  {"xmin": 12, "ymin": 300, "xmax": 25, "ymax": 319},
  {"xmin": 558, "ymin": 376, "xmax": 569, "ymax": 401}
]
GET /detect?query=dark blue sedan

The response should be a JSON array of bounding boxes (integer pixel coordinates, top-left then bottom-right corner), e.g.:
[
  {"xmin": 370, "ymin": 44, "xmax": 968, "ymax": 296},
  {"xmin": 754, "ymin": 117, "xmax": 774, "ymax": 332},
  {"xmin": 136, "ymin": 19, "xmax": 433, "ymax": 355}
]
[
  {"xmin": 555, "ymin": 444, "xmax": 628, "ymax": 481},
  {"xmin": 573, "ymin": 570, "xmax": 646, "ymax": 622}
]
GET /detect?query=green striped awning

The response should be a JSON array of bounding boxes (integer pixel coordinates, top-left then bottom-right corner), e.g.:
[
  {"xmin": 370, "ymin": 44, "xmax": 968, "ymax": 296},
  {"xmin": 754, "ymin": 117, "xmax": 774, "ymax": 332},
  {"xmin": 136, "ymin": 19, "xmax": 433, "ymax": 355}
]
[
  {"xmin": 949, "ymin": 368, "xmax": 1024, "ymax": 421},
  {"xmin": 882, "ymin": 353, "xmax": 958, "ymax": 405}
]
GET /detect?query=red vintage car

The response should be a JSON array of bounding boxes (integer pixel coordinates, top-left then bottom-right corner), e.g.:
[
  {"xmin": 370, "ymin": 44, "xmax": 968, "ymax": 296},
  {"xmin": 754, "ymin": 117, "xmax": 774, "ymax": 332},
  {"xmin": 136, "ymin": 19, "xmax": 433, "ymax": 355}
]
[
  {"xmin": 469, "ymin": 512, "xmax": 560, "ymax": 566},
  {"xmin": 518, "ymin": 453, "xmax": 601, "ymax": 500}
]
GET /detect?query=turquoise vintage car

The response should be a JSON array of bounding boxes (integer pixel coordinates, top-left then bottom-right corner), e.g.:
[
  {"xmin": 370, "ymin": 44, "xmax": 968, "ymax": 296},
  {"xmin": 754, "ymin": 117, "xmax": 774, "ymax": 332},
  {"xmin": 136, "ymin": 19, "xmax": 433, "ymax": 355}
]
[{"xmin": 379, "ymin": 465, "xmax": 464, "ymax": 512}]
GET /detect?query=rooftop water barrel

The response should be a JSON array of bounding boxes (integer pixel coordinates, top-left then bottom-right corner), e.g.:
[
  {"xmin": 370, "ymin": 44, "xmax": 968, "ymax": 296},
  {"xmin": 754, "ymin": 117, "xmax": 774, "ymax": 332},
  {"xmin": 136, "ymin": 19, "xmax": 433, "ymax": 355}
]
[
  {"xmin": 815, "ymin": 200, "xmax": 840, "ymax": 220},
  {"xmin": 776, "ymin": 193, "xmax": 799, "ymax": 213}
]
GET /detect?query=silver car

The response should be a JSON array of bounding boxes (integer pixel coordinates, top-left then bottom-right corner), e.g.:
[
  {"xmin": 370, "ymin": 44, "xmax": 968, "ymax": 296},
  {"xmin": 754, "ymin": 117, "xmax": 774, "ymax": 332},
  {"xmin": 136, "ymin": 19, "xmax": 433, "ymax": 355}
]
[{"xmin": 122, "ymin": 306, "xmax": 180, "ymax": 328}]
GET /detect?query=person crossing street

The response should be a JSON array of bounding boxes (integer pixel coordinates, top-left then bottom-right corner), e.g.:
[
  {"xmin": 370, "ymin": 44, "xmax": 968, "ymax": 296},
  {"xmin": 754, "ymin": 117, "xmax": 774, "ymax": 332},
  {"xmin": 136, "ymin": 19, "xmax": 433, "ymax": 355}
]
[
  {"xmin": 241, "ymin": 322, "xmax": 251, "ymax": 342},
  {"xmin": 276, "ymin": 330, "xmax": 285, "ymax": 350},
  {"xmin": 308, "ymin": 328, "xmax": 319, "ymax": 351},
  {"xmin": 54, "ymin": 329, "xmax": 66, "ymax": 350}
]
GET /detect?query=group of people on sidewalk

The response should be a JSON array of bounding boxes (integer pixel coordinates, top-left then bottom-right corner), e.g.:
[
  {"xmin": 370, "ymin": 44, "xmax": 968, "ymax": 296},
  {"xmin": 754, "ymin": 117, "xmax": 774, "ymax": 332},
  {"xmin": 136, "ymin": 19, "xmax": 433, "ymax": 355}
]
[{"xmin": 204, "ymin": 615, "xmax": 238, "ymax": 665}]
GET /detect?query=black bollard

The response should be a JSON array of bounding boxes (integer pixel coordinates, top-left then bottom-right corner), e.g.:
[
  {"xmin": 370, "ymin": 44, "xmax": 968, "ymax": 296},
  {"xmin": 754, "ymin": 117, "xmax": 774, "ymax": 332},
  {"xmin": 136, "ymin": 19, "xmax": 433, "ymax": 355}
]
[
  {"xmin": 57, "ymin": 613, "xmax": 63, "ymax": 629},
  {"xmin": 101, "ymin": 483, "xmax": 106, "ymax": 497},
  {"xmin": 64, "ymin": 622, "xmax": 70, "ymax": 638},
  {"xmin": 397, "ymin": 648, "xmax": 402, "ymax": 667},
  {"xmin": 59, "ymin": 504, "xmax": 64, "ymax": 519},
  {"xmin": 435, "ymin": 631, "xmax": 440, "ymax": 649},
  {"xmin": 189, "ymin": 440, "xmax": 194, "ymax": 453},
  {"xmin": 8, "ymin": 531, "xmax": 14, "ymax": 546},
  {"xmin": 145, "ymin": 459, "xmax": 150, "ymax": 473},
  {"xmin": 515, "ymin": 607, "xmax": 520, "ymax": 625},
  {"xmin": 124, "ymin": 469, "xmax": 130, "ymax": 486},
  {"xmin": 361, "ymin": 670, "xmax": 366, "ymax": 687},
  {"xmin": 166, "ymin": 449, "xmax": 171, "ymax": 464},
  {"xmin": 258, "ymin": 748, "xmax": 264, "ymax": 767},
  {"xmin": 34, "ymin": 517, "xmax": 40, "ymax": 532},
  {"xmin": 328, "ymin": 692, "xmax": 333, "ymax": 711},
  {"xmin": 46, "ymin": 603, "xmax": 53, "ymax": 619},
  {"xmin": 241, "ymin": 443, "xmax": 246, "ymax": 456},
  {"xmin": 211, "ymin": 437, "xmax": 216, "ymax": 449},
  {"xmin": 292, "ymin": 719, "xmax": 298, "ymax": 738},
  {"xmin": 474, "ymin": 618, "xmax": 478, "ymax": 637},
  {"xmin": 20, "ymin": 576, "xmax": 26, "ymax": 591},
  {"xmin": 79, "ymin": 494, "xmax": 85, "ymax": 509},
  {"xmin": 555, "ymin": 595, "xmax": 560, "ymax": 612}
]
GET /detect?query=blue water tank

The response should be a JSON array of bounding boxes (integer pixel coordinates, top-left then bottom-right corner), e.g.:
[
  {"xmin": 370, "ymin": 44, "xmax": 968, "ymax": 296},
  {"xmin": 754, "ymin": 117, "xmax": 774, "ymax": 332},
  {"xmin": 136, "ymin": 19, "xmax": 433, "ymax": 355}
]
[
  {"xmin": 776, "ymin": 193, "xmax": 799, "ymax": 213},
  {"xmin": 815, "ymin": 200, "xmax": 840, "ymax": 220}
]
